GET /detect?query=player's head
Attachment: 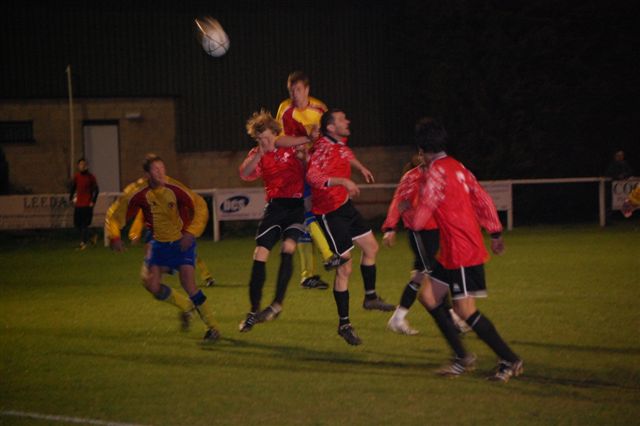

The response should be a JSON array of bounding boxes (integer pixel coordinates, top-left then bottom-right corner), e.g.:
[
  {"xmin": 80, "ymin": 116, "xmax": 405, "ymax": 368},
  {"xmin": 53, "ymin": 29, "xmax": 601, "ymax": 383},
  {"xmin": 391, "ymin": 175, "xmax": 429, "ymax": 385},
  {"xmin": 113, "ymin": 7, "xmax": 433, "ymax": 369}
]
[
  {"xmin": 415, "ymin": 117, "xmax": 448, "ymax": 154},
  {"xmin": 77, "ymin": 158, "xmax": 88, "ymax": 172},
  {"xmin": 320, "ymin": 109, "xmax": 350, "ymax": 138},
  {"xmin": 246, "ymin": 109, "xmax": 281, "ymax": 150},
  {"xmin": 142, "ymin": 153, "xmax": 166, "ymax": 187},
  {"xmin": 287, "ymin": 70, "xmax": 310, "ymax": 108},
  {"xmin": 614, "ymin": 150, "xmax": 625, "ymax": 161}
]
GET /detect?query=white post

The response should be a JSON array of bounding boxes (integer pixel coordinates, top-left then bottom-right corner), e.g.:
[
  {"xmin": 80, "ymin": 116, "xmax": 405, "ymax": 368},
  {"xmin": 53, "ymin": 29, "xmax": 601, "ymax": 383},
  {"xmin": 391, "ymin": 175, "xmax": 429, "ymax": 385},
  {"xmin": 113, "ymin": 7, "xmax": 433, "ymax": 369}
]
[
  {"xmin": 598, "ymin": 178, "xmax": 606, "ymax": 227},
  {"xmin": 212, "ymin": 189, "xmax": 220, "ymax": 242},
  {"xmin": 507, "ymin": 181, "xmax": 514, "ymax": 230},
  {"xmin": 66, "ymin": 65, "xmax": 75, "ymax": 177}
]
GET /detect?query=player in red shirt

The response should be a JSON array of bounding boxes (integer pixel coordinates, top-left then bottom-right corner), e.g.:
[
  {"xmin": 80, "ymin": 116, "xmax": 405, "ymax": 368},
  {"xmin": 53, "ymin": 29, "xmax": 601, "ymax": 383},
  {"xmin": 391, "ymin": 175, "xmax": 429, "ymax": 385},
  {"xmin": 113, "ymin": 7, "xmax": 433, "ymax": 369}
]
[
  {"xmin": 307, "ymin": 109, "xmax": 395, "ymax": 346},
  {"xmin": 238, "ymin": 110, "xmax": 313, "ymax": 332},
  {"xmin": 69, "ymin": 158, "xmax": 99, "ymax": 250},
  {"xmin": 411, "ymin": 117, "xmax": 523, "ymax": 382}
]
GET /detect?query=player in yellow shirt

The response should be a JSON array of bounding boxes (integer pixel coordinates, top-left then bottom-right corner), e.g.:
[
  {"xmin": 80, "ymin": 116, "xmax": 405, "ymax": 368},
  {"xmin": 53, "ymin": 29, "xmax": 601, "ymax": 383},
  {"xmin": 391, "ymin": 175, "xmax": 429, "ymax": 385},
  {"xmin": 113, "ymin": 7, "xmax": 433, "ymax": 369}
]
[
  {"xmin": 129, "ymin": 209, "xmax": 216, "ymax": 288},
  {"xmin": 276, "ymin": 71, "xmax": 344, "ymax": 289},
  {"xmin": 105, "ymin": 154, "xmax": 219, "ymax": 343}
]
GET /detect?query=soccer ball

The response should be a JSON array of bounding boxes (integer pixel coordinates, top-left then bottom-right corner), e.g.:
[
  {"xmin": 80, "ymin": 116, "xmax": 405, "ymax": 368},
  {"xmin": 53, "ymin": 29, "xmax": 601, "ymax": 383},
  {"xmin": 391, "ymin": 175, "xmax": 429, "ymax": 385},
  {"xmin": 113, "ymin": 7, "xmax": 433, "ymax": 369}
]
[{"xmin": 196, "ymin": 17, "xmax": 230, "ymax": 58}]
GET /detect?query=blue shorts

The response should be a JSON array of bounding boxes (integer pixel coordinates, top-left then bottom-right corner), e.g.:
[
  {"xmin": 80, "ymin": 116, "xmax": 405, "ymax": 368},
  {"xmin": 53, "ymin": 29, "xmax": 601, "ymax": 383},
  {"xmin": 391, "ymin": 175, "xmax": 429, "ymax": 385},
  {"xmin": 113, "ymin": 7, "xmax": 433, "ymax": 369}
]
[{"xmin": 146, "ymin": 239, "xmax": 196, "ymax": 271}]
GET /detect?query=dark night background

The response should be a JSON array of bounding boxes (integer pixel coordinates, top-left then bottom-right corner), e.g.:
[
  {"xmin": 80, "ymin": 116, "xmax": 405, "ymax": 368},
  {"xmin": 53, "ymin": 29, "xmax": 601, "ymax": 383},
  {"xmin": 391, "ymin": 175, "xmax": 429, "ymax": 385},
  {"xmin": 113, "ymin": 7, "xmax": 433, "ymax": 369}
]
[{"xmin": 1, "ymin": 0, "xmax": 639, "ymax": 222}]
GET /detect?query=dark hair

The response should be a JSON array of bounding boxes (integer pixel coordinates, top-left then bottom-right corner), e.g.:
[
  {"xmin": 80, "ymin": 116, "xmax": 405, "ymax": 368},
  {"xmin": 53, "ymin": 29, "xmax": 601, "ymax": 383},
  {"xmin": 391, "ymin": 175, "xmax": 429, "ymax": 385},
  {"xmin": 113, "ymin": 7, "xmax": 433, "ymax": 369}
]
[
  {"xmin": 320, "ymin": 108, "xmax": 343, "ymax": 135},
  {"xmin": 287, "ymin": 70, "xmax": 309, "ymax": 88},
  {"xmin": 415, "ymin": 117, "xmax": 448, "ymax": 153},
  {"xmin": 77, "ymin": 158, "xmax": 86, "ymax": 164},
  {"xmin": 142, "ymin": 153, "xmax": 162, "ymax": 172}
]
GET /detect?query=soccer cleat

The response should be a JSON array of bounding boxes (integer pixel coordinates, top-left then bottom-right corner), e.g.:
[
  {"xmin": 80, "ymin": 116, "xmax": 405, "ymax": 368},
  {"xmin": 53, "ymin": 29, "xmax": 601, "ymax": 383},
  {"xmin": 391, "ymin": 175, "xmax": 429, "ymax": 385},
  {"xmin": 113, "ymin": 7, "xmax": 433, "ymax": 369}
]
[
  {"xmin": 324, "ymin": 254, "xmax": 348, "ymax": 271},
  {"xmin": 76, "ymin": 242, "xmax": 87, "ymax": 251},
  {"xmin": 300, "ymin": 275, "xmax": 329, "ymax": 290},
  {"xmin": 449, "ymin": 309, "xmax": 472, "ymax": 334},
  {"xmin": 256, "ymin": 304, "xmax": 282, "ymax": 322},
  {"xmin": 179, "ymin": 310, "xmax": 194, "ymax": 332},
  {"xmin": 363, "ymin": 296, "xmax": 396, "ymax": 312},
  {"xmin": 238, "ymin": 312, "xmax": 258, "ymax": 332},
  {"xmin": 338, "ymin": 323, "xmax": 362, "ymax": 346},
  {"xmin": 387, "ymin": 316, "xmax": 419, "ymax": 335},
  {"xmin": 202, "ymin": 327, "xmax": 220, "ymax": 343},
  {"xmin": 488, "ymin": 359, "xmax": 524, "ymax": 383},
  {"xmin": 436, "ymin": 353, "xmax": 477, "ymax": 377},
  {"xmin": 203, "ymin": 277, "xmax": 216, "ymax": 287}
]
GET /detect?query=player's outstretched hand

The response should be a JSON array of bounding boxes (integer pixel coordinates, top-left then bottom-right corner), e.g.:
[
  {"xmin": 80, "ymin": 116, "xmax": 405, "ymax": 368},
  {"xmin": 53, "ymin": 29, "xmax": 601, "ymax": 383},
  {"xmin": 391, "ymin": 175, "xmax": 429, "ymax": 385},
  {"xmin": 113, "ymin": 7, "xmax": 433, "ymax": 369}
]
[
  {"xmin": 180, "ymin": 232, "xmax": 195, "ymax": 251},
  {"xmin": 383, "ymin": 231, "xmax": 396, "ymax": 248},
  {"xmin": 491, "ymin": 236, "xmax": 505, "ymax": 255},
  {"xmin": 360, "ymin": 167, "xmax": 375, "ymax": 184}
]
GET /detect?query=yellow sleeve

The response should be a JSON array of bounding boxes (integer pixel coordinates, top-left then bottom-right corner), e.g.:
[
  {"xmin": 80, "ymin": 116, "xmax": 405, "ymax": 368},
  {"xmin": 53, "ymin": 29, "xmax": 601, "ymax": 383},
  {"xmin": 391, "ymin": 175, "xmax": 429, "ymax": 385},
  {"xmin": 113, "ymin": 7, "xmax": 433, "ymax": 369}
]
[
  {"xmin": 167, "ymin": 176, "xmax": 209, "ymax": 238},
  {"xmin": 105, "ymin": 179, "xmax": 145, "ymax": 242},
  {"xmin": 128, "ymin": 210, "xmax": 145, "ymax": 241},
  {"xmin": 275, "ymin": 98, "xmax": 291, "ymax": 123},
  {"xmin": 185, "ymin": 191, "xmax": 208, "ymax": 237}
]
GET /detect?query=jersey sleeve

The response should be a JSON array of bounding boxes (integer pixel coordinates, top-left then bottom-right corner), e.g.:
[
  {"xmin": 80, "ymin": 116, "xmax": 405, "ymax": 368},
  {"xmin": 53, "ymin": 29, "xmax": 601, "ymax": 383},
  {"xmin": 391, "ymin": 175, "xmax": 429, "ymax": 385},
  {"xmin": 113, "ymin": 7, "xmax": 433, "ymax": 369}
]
[
  {"xmin": 239, "ymin": 147, "xmax": 262, "ymax": 181},
  {"xmin": 382, "ymin": 170, "xmax": 415, "ymax": 231},
  {"xmin": 467, "ymin": 170, "xmax": 503, "ymax": 233},
  {"xmin": 105, "ymin": 189, "xmax": 140, "ymax": 242},
  {"xmin": 412, "ymin": 166, "xmax": 444, "ymax": 231},
  {"xmin": 167, "ymin": 177, "xmax": 209, "ymax": 238},
  {"xmin": 128, "ymin": 210, "xmax": 145, "ymax": 241}
]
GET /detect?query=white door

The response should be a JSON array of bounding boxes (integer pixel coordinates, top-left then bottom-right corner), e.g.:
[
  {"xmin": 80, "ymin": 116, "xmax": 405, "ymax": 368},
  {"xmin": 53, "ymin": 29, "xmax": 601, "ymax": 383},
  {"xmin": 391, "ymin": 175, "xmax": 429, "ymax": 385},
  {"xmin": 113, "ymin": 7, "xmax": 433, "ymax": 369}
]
[{"xmin": 83, "ymin": 123, "xmax": 120, "ymax": 192}]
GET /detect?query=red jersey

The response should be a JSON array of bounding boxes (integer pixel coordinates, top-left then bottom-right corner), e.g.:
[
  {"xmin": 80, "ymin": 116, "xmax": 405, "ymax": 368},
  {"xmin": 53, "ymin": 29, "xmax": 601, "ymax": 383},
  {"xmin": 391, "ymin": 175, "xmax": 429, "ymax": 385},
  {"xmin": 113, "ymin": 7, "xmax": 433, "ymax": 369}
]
[
  {"xmin": 239, "ymin": 146, "xmax": 304, "ymax": 201},
  {"xmin": 382, "ymin": 166, "xmax": 438, "ymax": 232},
  {"xmin": 70, "ymin": 171, "xmax": 99, "ymax": 207},
  {"xmin": 306, "ymin": 136, "xmax": 355, "ymax": 214},
  {"xmin": 413, "ymin": 153, "xmax": 502, "ymax": 269}
]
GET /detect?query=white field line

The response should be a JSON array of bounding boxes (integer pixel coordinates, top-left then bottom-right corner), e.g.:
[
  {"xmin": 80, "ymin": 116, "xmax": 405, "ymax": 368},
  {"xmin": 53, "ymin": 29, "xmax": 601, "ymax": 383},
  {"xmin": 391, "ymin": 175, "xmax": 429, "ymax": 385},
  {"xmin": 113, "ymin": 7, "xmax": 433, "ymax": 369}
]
[{"xmin": 1, "ymin": 410, "xmax": 150, "ymax": 426}]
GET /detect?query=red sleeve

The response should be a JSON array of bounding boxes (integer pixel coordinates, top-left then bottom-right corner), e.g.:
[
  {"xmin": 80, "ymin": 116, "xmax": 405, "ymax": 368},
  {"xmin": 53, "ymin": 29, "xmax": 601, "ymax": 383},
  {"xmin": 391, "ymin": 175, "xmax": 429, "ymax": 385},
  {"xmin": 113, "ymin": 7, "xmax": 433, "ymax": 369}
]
[
  {"xmin": 467, "ymin": 170, "xmax": 503, "ymax": 233},
  {"xmin": 239, "ymin": 147, "xmax": 261, "ymax": 181},
  {"xmin": 382, "ymin": 169, "xmax": 415, "ymax": 231},
  {"xmin": 412, "ymin": 165, "xmax": 444, "ymax": 231}
]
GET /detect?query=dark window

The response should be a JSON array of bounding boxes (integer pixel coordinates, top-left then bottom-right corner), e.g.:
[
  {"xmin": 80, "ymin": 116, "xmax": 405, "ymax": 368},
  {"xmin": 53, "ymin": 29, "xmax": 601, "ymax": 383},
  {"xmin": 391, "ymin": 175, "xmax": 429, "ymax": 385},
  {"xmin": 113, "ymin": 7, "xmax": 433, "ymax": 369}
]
[{"xmin": 0, "ymin": 121, "xmax": 34, "ymax": 144}]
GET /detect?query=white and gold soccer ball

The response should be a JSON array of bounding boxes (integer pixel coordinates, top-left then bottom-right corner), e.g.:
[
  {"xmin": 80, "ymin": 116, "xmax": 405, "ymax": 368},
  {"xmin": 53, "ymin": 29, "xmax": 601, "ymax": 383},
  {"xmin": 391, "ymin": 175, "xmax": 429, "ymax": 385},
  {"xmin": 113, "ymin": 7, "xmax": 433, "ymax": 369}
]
[{"xmin": 196, "ymin": 17, "xmax": 230, "ymax": 58}]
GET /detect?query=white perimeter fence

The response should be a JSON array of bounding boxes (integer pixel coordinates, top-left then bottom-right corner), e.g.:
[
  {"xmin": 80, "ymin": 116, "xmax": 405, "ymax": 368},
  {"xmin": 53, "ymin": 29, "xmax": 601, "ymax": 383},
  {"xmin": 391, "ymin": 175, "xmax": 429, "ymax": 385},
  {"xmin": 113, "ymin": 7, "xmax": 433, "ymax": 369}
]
[{"xmin": 0, "ymin": 177, "xmax": 637, "ymax": 241}]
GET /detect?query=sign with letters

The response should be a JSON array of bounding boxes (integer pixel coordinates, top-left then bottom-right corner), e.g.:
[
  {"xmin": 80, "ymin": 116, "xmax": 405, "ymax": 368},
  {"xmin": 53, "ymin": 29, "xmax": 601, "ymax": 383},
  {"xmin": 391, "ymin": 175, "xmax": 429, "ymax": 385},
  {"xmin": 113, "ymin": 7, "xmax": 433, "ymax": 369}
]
[
  {"xmin": 214, "ymin": 188, "xmax": 266, "ymax": 221},
  {"xmin": 0, "ymin": 193, "xmax": 118, "ymax": 230}
]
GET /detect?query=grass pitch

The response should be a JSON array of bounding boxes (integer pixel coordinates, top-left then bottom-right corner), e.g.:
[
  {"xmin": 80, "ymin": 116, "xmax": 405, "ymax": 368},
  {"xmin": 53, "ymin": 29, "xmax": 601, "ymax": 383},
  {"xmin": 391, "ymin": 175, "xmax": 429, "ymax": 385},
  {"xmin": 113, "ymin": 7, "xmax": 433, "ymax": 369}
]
[{"xmin": 1, "ymin": 223, "xmax": 639, "ymax": 425}]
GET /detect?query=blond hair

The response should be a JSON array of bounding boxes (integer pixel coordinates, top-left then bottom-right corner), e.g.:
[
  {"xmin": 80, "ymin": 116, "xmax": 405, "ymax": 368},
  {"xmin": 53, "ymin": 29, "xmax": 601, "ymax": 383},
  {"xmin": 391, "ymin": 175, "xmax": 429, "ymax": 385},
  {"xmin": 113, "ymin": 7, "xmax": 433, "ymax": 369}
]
[{"xmin": 245, "ymin": 109, "xmax": 281, "ymax": 139}]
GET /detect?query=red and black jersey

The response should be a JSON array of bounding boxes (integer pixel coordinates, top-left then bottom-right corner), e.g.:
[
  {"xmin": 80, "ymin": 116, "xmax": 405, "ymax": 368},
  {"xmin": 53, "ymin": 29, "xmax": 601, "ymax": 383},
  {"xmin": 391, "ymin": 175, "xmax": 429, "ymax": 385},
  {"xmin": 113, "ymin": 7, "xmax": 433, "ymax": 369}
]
[
  {"xmin": 413, "ymin": 153, "xmax": 502, "ymax": 269},
  {"xmin": 239, "ymin": 146, "xmax": 304, "ymax": 201},
  {"xmin": 70, "ymin": 171, "xmax": 99, "ymax": 207},
  {"xmin": 306, "ymin": 135, "xmax": 355, "ymax": 215}
]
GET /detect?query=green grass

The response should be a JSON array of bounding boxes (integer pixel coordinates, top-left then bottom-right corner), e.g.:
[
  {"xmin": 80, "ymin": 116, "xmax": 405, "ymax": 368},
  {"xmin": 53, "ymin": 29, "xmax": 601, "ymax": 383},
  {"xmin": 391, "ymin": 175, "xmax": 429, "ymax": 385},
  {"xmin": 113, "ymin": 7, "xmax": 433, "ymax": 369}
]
[{"xmin": 1, "ymin": 224, "xmax": 639, "ymax": 425}]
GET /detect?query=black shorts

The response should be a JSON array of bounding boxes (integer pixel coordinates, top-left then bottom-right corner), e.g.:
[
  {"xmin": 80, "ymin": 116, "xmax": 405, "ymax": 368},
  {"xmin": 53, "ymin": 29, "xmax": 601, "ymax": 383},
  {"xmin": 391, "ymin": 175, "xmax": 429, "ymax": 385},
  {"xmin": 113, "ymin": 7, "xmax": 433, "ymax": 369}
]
[
  {"xmin": 316, "ymin": 200, "xmax": 372, "ymax": 256},
  {"xmin": 408, "ymin": 229, "xmax": 439, "ymax": 273},
  {"xmin": 74, "ymin": 206, "xmax": 94, "ymax": 228},
  {"xmin": 255, "ymin": 198, "xmax": 305, "ymax": 250},
  {"xmin": 430, "ymin": 262, "xmax": 487, "ymax": 300}
]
